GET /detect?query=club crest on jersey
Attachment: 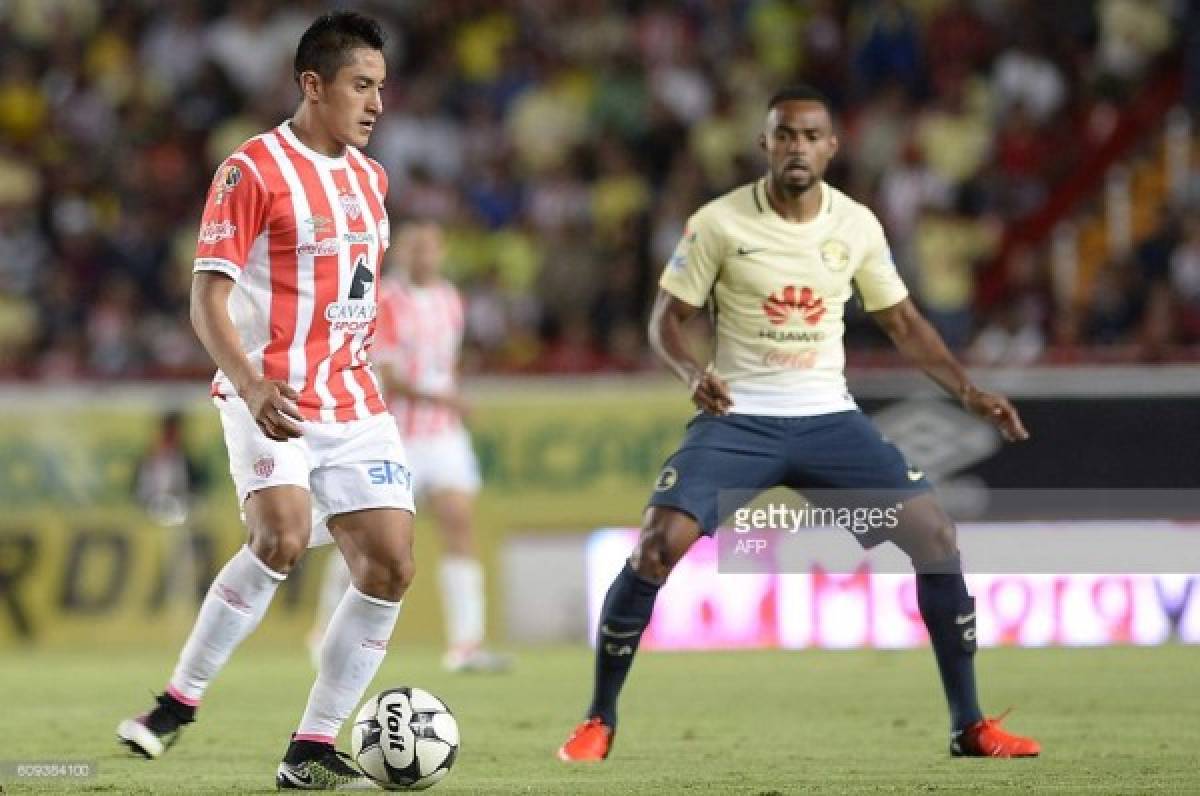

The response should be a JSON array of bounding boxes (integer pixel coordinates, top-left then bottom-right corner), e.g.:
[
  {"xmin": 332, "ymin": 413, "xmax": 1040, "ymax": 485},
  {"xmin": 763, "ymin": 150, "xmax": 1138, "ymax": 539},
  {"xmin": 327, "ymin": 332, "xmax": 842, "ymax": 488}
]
[
  {"xmin": 819, "ymin": 238, "xmax": 850, "ymax": 272},
  {"xmin": 338, "ymin": 191, "xmax": 362, "ymax": 221},
  {"xmin": 253, "ymin": 455, "xmax": 274, "ymax": 478},
  {"xmin": 213, "ymin": 163, "xmax": 242, "ymax": 205},
  {"xmin": 654, "ymin": 466, "xmax": 678, "ymax": 492},
  {"xmin": 763, "ymin": 285, "xmax": 825, "ymax": 326}
]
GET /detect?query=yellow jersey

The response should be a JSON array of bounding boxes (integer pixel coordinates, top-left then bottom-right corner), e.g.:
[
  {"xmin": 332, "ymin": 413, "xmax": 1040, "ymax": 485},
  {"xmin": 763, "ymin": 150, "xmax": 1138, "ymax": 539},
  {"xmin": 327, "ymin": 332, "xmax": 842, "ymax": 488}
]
[{"xmin": 659, "ymin": 179, "xmax": 908, "ymax": 415}]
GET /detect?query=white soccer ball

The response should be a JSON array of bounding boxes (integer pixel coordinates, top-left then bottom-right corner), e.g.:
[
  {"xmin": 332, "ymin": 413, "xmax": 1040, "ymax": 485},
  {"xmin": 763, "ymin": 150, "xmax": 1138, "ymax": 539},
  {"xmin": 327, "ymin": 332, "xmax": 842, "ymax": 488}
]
[{"xmin": 351, "ymin": 687, "xmax": 460, "ymax": 790}]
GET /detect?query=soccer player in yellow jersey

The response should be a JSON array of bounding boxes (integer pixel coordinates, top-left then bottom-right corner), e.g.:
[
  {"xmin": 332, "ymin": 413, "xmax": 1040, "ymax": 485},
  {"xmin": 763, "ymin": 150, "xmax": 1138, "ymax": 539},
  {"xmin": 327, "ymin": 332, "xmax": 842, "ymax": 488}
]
[{"xmin": 559, "ymin": 85, "xmax": 1040, "ymax": 762}]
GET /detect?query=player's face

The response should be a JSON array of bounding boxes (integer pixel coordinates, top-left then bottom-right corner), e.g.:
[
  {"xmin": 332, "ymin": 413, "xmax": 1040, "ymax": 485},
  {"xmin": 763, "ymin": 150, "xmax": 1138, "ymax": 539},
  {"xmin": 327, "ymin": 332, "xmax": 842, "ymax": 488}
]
[
  {"xmin": 760, "ymin": 100, "xmax": 838, "ymax": 196},
  {"xmin": 319, "ymin": 48, "xmax": 386, "ymax": 149},
  {"xmin": 407, "ymin": 225, "xmax": 444, "ymax": 282}
]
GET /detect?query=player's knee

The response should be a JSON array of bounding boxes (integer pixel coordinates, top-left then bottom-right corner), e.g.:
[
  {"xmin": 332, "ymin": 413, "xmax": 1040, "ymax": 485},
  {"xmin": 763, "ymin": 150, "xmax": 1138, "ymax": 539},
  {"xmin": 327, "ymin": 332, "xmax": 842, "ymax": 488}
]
[
  {"xmin": 248, "ymin": 530, "xmax": 308, "ymax": 573},
  {"xmin": 355, "ymin": 553, "xmax": 415, "ymax": 602},
  {"xmin": 911, "ymin": 522, "xmax": 958, "ymax": 568},
  {"xmin": 630, "ymin": 527, "xmax": 675, "ymax": 583}
]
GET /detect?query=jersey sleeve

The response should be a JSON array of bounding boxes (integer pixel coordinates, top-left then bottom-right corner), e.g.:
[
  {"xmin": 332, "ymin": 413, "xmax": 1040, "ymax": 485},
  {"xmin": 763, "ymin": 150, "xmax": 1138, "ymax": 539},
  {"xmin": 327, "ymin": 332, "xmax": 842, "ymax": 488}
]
[
  {"xmin": 193, "ymin": 156, "xmax": 268, "ymax": 280},
  {"xmin": 658, "ymin": 207, "xmax": 726, "ymax": 308},
  {"xmin": 853, "ymin": 211, "xmax": 909, "ymax": 312}
]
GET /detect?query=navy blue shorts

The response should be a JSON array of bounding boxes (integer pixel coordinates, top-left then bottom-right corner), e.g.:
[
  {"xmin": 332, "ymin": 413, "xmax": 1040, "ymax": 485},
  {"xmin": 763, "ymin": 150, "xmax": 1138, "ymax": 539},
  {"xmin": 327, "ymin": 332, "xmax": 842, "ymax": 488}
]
[{"xmin": 646, "ymin": 410, "xmax": 930, "ymax": 543}]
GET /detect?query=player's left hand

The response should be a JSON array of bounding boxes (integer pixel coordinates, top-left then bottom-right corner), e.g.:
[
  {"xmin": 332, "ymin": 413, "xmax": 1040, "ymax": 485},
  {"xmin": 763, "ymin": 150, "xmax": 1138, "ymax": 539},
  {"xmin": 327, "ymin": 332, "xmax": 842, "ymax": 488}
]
[{"xmin": 962, "ymin": 386, "xmax": 1029, "ymax": 442}]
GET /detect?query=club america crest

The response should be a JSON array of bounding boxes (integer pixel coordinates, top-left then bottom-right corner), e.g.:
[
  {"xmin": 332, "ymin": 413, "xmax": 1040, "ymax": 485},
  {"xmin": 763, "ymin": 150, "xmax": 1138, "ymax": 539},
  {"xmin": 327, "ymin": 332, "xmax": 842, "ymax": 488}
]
[{"xmin": 338, "ymin": 191, "xmax": 362, "ymax": 221}]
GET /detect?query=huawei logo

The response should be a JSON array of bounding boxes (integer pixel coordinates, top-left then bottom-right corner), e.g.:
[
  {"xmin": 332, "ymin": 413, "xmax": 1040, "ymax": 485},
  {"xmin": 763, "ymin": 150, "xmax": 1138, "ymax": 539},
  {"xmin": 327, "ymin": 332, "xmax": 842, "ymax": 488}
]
[{"xmin": 764, "ymin": 285, "xmax": 825, "ymax": 326}]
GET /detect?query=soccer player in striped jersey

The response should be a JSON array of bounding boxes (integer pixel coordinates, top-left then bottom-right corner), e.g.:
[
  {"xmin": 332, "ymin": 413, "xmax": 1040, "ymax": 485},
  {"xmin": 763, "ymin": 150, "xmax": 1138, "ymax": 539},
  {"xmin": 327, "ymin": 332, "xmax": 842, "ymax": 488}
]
[
  {"xmin": 310, "ymin": 221, "xmax": 510, "ymax": 673},
  {"xmin": 559, "ymin": 85, "xmax": 1041, "ymax": 762},
  {"xmin": 117, "ymin": 12, "xmax": 410, "ymax": 789}
]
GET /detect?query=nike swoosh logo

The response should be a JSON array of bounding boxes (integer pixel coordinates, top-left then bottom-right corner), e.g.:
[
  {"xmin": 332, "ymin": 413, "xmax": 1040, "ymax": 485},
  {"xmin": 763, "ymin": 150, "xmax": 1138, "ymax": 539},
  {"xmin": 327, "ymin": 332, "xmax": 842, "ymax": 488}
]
[
  {"xmin": 736, "ymin": 246, "xmax": 767, "ymax": 256},
  {"xmin": 279, "ymin": 766, "xmax": 314, "ymax": 787},
  {"xmin": 954, "ymin": 613, "xmax": 975, "ymax": 625},
  {"xmin": 601, "ymin": 624, "xmax": 641, "ymax": 639}
]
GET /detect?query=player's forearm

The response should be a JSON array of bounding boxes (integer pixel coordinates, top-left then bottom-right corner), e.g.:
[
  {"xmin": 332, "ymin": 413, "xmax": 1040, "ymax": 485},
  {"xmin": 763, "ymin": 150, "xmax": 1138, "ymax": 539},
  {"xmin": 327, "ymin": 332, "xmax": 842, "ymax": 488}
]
[
  {"xmin": 190, "ymin": 273, "xmax": 260, "ymax": 394},
  {"xmin": 879, "ymin": 303, "xmax": 975, "ymax": 401},
  {"xmin": 649, "ymin": 307, "xmax": 705, "ymax": 388}
]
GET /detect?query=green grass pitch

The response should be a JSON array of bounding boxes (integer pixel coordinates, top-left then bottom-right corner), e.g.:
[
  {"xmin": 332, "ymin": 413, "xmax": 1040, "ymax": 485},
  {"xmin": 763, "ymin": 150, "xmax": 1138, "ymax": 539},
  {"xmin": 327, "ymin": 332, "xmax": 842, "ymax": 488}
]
[{"xmin": 1, "ymin": 642, "xmax": 1197, "ymax": 793}]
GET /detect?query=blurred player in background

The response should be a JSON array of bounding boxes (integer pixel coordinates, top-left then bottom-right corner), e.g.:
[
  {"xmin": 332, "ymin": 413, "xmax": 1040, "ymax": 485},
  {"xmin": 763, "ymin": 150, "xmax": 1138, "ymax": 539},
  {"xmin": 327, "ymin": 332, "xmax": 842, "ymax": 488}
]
[
  {"xmin": 309, "ymin": 221, "xmax": 510, "ymax": 673},
  {"xmin": 132, "ymin": 410, "xmax": 209, "ymax": 528},
  {"xmin": 559, "ymin": 85, "xmax": 1041, "ymax": 762},
  {"xmin": 118, "ymin": 12, "xmax": 410, "ymax": 789}
]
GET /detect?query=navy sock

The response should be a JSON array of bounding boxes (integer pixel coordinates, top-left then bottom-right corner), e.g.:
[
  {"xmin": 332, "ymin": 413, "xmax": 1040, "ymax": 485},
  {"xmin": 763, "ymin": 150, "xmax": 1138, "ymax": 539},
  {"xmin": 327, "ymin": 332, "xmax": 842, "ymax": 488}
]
[
  {"xmin": 587, "ymin": 561, "xmax": 661, "ymax": 728},
  {"xmin": 916, "ymin": 555, "xmax": 983, "ymax": 732}
]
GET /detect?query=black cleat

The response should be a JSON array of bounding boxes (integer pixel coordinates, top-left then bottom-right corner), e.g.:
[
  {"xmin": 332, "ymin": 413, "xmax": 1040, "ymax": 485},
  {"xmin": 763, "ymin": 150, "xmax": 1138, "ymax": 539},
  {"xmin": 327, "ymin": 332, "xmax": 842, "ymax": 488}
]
[
  {"xmin": 117, "ymin": 693, "xmax": 195, "ymax": 759},
  {"xmin": 276, "ymin": 737, "xmax": 374, "ymax": 790}
]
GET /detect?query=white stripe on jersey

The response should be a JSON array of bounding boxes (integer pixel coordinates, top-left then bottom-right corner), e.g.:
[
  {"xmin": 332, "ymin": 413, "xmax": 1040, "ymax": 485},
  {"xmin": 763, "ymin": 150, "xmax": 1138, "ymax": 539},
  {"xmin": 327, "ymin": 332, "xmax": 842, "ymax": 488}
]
[
  {"xmin": 347, "ymin": 149, "xmax": 386, "ymax": 219},
  {"xmin": 312, "ymin": 164, "xmax": 351, "ymax": 422},
  {"xmin": 227, "ymin": 151, "xmax": 266, "ymax": 190},
  {"xmin": 262, "ymin": 134, "xmax": 316, "ymax": 395}
]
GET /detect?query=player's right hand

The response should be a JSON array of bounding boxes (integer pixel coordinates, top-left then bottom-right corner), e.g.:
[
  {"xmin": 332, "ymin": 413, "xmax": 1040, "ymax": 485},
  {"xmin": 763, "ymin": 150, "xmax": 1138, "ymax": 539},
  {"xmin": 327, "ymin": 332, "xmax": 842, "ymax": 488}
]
[
  {"xmin": 689, "ymin": 367, "xmax": 733, "ymax": 415},
  {"xmin": 242, "ymin": 378, "xmax": 304, "ymax": 441}
]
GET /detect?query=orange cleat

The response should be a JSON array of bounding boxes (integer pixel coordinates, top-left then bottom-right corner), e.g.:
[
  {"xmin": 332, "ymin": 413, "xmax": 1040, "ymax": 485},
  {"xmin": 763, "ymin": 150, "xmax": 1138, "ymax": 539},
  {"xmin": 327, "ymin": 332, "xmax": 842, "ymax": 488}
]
[
  {"xmin": 951, "ymin": 710, "xmax": 1041, "ymax": 758},
  {"xmin": 557, "ymin": 717, "xmax": 614, "ymax": 762}
]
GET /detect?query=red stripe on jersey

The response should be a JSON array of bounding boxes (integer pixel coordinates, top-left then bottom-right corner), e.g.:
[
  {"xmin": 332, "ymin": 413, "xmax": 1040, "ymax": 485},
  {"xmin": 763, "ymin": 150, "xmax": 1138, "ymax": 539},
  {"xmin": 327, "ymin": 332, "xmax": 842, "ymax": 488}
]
[
  {"xmin": 250, "ymin": 136, "xmax": 298, "ymax": 385},
  {"xmin": 275, "ymin": 133, "xmax": 353, "ymax": 421}
]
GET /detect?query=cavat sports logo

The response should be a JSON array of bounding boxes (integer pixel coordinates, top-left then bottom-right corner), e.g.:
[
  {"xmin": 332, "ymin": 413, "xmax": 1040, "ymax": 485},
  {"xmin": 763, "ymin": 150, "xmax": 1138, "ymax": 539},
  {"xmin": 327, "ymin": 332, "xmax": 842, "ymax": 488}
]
[
  {"xmin": 324, "ymin": 301, "xmax": 377, "ymax": 333},
  {"xmin": 763, "ymin": 285, "xmax": 825, "ymax": 326}
]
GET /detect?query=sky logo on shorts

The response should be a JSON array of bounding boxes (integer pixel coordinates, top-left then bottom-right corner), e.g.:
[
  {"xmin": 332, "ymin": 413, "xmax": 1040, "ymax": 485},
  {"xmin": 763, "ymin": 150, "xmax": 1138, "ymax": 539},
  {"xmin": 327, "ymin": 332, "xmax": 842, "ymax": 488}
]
[{"xmin": 369, "ymin": 461, "xmax": 411, "ymax": 489}]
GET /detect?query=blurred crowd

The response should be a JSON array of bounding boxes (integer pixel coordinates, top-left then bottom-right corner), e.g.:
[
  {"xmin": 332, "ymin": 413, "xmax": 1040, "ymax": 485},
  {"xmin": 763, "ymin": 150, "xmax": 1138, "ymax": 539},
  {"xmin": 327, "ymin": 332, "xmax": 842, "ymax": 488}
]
[{"xmin": 0, "ymin": 0, "xmax": 1198, "ymax": 379}]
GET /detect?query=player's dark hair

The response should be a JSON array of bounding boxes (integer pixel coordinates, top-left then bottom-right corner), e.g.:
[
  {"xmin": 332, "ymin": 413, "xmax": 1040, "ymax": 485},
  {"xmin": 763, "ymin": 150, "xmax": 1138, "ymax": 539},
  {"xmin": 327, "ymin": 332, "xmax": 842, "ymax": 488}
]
[
  {"xmin": 294, "ymin": 11, "xmax": 385, "ymax": 84},
  {"xmin": 767, "ymin": 84, "xmax": 832, "ymax": 115}
]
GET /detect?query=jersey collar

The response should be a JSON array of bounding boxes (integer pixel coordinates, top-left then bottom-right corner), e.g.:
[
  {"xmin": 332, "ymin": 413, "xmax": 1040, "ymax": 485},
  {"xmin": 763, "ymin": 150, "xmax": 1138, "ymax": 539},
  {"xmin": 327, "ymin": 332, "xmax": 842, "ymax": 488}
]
[
  {"xmin": 754, "ymin": 178, "xmax": 834, "ymax": 224},
  {"xmin": 278, "ymin": 121, "xmax": 349, "ymax": 168}
]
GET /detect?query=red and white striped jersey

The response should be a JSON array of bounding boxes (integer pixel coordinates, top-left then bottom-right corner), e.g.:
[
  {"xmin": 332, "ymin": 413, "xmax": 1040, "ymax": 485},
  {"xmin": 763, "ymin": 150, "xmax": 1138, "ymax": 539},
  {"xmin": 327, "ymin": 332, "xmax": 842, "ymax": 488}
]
[
  {"xmin": 373, "ymin": 276, "xmax": 465, "ymax": 438},
  {"xmin": 193, "ymin": 122, "xmax": 391, "ymax": 422}
]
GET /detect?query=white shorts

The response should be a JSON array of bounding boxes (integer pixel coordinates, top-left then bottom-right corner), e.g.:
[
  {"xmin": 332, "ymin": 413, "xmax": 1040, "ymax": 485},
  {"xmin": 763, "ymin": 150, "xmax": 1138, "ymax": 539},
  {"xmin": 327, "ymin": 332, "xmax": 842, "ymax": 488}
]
[
  {"xmin": 404, "ymin": 425, "xmax": 482, "ymax": 498},
  {"xmin": 215, "ymin": 396, "xmax": 415, "ymax": 547}
]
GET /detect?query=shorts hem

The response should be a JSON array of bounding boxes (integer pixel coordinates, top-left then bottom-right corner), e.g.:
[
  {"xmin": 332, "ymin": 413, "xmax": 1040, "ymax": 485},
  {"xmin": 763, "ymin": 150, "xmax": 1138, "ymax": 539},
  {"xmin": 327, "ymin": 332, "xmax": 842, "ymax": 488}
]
[{"xmin": 644, "ymin": 497, "xmax": 709, "ymax": 535}]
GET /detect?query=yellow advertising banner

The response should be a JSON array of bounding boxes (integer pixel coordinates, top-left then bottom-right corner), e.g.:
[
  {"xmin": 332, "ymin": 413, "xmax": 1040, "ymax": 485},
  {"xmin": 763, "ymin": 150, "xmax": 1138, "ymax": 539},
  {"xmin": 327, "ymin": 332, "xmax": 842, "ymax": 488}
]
[{"xmin": 0, "ymin": 380, "xmax": 692, "ymax": 647}]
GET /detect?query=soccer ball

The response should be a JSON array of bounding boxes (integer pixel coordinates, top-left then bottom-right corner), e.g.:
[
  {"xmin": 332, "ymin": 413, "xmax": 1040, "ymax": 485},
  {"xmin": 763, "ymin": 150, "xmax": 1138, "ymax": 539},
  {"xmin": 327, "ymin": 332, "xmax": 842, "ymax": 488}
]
[{"xmin": 351, "ymin": 687, "xmax": 459, "ymax": 790}]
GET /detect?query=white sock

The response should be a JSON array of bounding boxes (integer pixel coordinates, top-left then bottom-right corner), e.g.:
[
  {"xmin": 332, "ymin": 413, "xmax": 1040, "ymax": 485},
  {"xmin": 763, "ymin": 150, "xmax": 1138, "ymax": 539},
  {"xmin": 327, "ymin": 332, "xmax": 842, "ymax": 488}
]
[
  {"xmin": 439, "ymin": 556, "xmax": 485, "ymax": 651},
  {"xmin": 166, "ymin": 545, "xmax": 285, "ymax": 705},
  {"xmin": 296, "ymin": 585, "xmax": 402, "ymax": 742},
  {"xmin": 310, "ymin": 551, "xmax": 352, "ymax": 645}
]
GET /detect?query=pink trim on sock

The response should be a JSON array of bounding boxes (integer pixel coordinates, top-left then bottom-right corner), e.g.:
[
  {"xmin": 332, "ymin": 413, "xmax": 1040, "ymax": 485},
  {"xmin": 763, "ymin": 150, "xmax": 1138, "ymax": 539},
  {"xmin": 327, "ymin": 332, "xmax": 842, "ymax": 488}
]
[
  {"xmin": 165, "ymin": 684, "xmax": 200, "ymax": 707},
  {"xmin": 294, "ymin": 733, "xmax": 336, "ymax": 745}
]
